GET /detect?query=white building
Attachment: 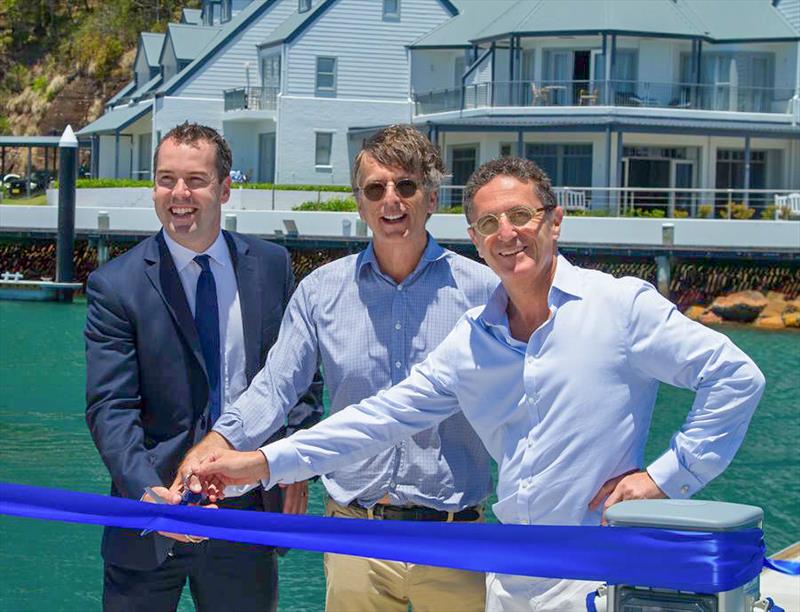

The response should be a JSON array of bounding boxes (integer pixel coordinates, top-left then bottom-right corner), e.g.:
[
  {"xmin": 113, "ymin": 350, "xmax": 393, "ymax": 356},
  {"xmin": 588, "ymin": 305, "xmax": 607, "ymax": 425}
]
[{"xmin": 79, "ymin": 0, "xmax": 800, "ymax": 213}]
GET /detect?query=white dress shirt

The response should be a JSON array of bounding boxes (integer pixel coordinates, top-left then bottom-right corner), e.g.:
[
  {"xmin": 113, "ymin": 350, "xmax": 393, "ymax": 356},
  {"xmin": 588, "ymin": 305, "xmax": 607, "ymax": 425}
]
[
  {"xmin": 262, "ymin": 254, "xmax": 765, "ymax": 610},
  {"xmin": 163, "ymin": 230, "xmax": 250, "ymax": 497}
]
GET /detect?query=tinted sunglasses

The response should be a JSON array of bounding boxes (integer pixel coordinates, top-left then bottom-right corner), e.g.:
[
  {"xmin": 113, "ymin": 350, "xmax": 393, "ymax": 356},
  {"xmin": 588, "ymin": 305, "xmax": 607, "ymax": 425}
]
[
  {"xmin": 470, "ymin": 205, "xmax": 554, "ymax": 237},
  {"xmin": 357, "ymin": 179, "xmax": 419, "ymax": 201}
]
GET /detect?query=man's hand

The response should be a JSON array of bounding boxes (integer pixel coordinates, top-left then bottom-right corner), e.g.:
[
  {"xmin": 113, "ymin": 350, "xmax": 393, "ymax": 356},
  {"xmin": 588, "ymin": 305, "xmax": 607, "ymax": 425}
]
[
  {"xmin": 172, "ymin": 431, "xmax": 233, "ymax": 501},
  {"xmin": 194, "ymin": 449, "xmax": 270, "ymax": 492},
  {"xmin": 280, "ymin": 481, "xmax": 309, "ymax": 515},
  {"xmin": 142, "ymin": 485, "xmax": 212, "ymax": 543},
  {"xmin": 589, "ymin": 469, "xmax": 667, "ymax": 525}
]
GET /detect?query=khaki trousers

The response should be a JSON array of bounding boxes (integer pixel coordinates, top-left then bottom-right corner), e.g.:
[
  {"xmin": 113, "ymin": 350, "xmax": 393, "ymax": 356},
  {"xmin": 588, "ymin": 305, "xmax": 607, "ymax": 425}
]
[{"xmin": 324, "ymin": 499, "xmax": 487, "ymax": 612}]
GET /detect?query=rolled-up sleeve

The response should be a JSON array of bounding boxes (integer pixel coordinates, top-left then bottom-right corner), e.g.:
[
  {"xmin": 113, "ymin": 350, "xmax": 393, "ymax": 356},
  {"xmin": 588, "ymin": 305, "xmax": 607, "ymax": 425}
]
[
  {"xmin": 624, "ymin": 282, "xmax": 765, "ymax": 498},
  {"xmin": 262, "ymin": 346, "xmax": 463, "ymax": 488},
  {"xmin": 214, "ymin": 277, "xmax": 322, "ymax": 450}
]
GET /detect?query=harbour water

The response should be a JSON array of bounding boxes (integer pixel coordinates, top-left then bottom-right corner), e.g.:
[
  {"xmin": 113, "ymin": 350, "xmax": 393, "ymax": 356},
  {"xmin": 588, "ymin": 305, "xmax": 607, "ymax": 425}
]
[{"xmin": 0, "ymin": 299, "xmax": 797, "ymax": 611}]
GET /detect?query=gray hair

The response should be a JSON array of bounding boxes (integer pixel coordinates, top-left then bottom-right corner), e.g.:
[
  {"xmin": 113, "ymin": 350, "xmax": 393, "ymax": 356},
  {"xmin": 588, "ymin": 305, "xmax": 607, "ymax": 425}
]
[{"xmin": 463, "ymin": 157, "xmax": 557, "ymax": 221}]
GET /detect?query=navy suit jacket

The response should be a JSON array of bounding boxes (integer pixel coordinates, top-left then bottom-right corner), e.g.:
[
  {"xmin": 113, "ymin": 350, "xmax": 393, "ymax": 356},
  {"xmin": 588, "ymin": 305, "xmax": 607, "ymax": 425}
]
[{"xmin": 85, "ymin": 230, "xmax": 322, "ymax": 570}]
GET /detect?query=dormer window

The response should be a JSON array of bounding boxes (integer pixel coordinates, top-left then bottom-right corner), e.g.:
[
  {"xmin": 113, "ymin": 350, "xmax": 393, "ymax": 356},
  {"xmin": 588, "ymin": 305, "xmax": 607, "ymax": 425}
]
[{"xmin": 299, "ymin": 0, "xmax": 312, "ymax": 13}]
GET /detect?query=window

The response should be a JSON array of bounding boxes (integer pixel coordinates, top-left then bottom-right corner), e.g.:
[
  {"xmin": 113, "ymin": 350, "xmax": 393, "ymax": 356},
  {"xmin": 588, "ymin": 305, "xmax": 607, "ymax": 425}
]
[
  {"xmin": 316, "ymin": 57, "xmax": 337, "ymax": 97},
  {"xmin": 298, "ymin": 0, "xmax": 312, "ymax": 13},
  {"xmin": 383, "ymin": 0, "xmax": 400, "ymax": 21},
  {"xmin": 500, "ymin": 144, "xmax": 513, "ymax": 157},
  {"xmin": 315, "ymin": 132, "xmax": 333, "ymax": 166},
  {"xmin": 525, "ymin": 143, "xmax": 592, "ymax": 186}
]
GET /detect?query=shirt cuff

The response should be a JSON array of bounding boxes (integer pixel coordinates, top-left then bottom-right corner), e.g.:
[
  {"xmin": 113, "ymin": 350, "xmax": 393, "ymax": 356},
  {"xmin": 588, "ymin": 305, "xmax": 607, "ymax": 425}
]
[
  {"xmin": 260, "ymin": 438, "xmax": 301, "ymax": 489},
  {"xmin": 647, "ymin": 450, "xmax": 705, "ymax": 499},
  {"xmin": 213, "ymin": 413, "xmax": 247, "ymax": 450}
]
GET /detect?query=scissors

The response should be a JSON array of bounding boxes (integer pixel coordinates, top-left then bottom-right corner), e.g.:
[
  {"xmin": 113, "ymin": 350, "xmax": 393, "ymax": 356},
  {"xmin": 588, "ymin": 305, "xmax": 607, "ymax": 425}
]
[{"xmin": 140, "ymin": 486, "xmax": 205, "ymax": 536}]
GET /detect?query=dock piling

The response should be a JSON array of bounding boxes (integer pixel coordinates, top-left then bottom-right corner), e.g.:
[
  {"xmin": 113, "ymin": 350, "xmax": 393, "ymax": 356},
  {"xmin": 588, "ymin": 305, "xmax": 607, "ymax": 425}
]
[{"xmin": 56, "ymin": 126, "xmax": 78, "ymax": 302}]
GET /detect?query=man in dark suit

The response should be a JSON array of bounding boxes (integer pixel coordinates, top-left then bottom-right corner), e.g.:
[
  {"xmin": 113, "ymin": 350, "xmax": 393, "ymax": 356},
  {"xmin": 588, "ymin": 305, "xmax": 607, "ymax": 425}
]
[{"xmin": 85, "ymin": 122, "xmax": 321, "ymax": 611}]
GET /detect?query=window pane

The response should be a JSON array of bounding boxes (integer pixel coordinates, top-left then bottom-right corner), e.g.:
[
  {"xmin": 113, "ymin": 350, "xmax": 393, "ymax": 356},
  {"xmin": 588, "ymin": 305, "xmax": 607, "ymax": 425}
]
[
  {"xmin": 317, "ymin": 74, "xmax": 334, "ymax": 89},
  {"xmin": 318, "ymin": 58, "xmax": 335, "ymax": 74},
  {"xmin": 384, "ymin": 0, "xmax": 399, "ymax": 17},
  {"xmin": 316, "ymin": 133, "xmax": 332, "ymax": 166}
]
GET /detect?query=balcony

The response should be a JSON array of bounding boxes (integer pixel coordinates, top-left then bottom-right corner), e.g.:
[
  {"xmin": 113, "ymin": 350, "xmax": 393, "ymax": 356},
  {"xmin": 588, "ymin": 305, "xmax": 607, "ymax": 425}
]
[
  {"xmin": 223, "ymin": 86, "xmax": 279, "ymax": 112},
  {"xmin": 413, "ymin": 80, "xmax": 795, "ymax": 116}
]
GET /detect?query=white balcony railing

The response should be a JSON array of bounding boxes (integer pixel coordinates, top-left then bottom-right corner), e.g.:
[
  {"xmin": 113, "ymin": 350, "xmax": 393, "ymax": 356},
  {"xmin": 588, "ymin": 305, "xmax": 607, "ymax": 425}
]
[
  {"xmin": 414, "ymin": 80, "xmax": 796, "ymax": 116},
  {"xmin": 436, "ymin": 186, "xmax": 800, "ymax": 221},
  {"xmin": 224, "ymin": 86, "xmax": 279, "ymax": 112}
]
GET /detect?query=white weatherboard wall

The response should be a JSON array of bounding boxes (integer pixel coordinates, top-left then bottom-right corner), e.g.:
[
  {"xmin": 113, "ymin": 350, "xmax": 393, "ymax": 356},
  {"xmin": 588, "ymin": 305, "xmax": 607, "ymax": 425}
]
[
  {"xmin": 156, "ymin": 96, "xmax": 225, "ymax": 134},
  {"xmin": 177, "ymin": 0, "xmax": 296, "ymax": 98},
  {"xmin": 285, "ymin": 0, "xmax": 453, "ymax": 99},
  {"xmin": 411, "ymin": 49, "xmax": 465, "ymax": 94},
  {"xmin": 276, "ymin": 96, "xmax": 412, "ymax": 185}
]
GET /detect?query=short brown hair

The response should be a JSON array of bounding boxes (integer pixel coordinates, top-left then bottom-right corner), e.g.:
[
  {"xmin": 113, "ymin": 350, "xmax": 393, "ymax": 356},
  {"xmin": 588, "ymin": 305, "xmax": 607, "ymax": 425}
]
[
  {"xmin": 153, "ymin": 122, "xmax": 232, "ymax": 182},
  {"xmin": 351, "ymin": 124, "xmax": 444, "ymax": 192},
  {"xmin": 463, "ymin": 157, "xmax": 557, "ymax": 221}
]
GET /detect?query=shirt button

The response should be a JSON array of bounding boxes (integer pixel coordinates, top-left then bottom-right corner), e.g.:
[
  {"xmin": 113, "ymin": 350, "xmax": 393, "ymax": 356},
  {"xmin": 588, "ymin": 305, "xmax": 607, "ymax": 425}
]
[
  {"xmin": 526, "ymin": 356, "xmax": 534, "ymax": 365},
  {"xmin": 680, "ymin": 485, "xmax": 689, "ymax": 495},
  {"xmin": 395, "ymin": 361, "xmax": 402, "ymax": 369},
  {"xmin": 396, "ymin": 285, "xmax": 403, "ymax": 291},
  {"xmin": 395, "ymin": 322, "xmax": 402, "ymax": 330},
  {"xmin": 527, "ymin": 396, "xmax": 535, "ymax": 404},
  {"xmin": 527, "ymin": 438, "xmax": 533, "ymax": 447}
]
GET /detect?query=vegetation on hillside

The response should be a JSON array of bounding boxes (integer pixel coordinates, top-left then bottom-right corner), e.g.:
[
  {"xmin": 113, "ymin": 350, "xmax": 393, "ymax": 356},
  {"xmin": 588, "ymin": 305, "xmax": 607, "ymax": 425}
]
[{"xmin": 0, "ymin": 1, "xmax": 198, "ymax": 168}]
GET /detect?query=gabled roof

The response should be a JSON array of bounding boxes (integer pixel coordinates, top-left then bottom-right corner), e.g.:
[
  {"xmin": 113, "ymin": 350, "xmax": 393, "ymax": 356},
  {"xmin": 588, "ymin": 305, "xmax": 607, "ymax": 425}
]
[
  {"xmin": 77, "ymin": 101, "xmax": 153, "ymax": 136},
  {"xmin": 158, "ymin": 0, "xmax": 282, "ymax": 95},
  {"xmin": 258, "ymin": 0, "xmax": 334, "ymax": 48},
  {"xmin": 471, "ymin": 0, "xmax": 707, "ymax": 42},
  {"xmin": 681, "ymin": 0, "xmax": 798, "ymax": 42},
  {"xmin": 106, "ymin": 81, "xmax": 136, "ymax": 107},
  {"xmin": 163, "ymin": 23, "xmax": 221, "ymax": 63},
  {"xmin": 411, "ymin": 0, "xmax": 517, "ymax": 48},
  {"xmin": 128, "ymin": 74, "xmax": 163, "ymax": 102},
  {"xmin": 418, "ymin": 0, "xmax": 799, "ymax": 46},
  {"xmin": 140, "ymin": 32, "xmax": 166, "ymax": 68},
  {"xmin": 181, "ymin": 8, "xmax": 203, "ymax": 24}
]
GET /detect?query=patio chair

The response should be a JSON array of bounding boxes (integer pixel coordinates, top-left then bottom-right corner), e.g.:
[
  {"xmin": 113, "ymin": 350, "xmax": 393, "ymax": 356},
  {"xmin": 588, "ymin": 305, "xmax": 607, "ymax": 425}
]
[
  {"xmin": 557, "ymin": 189, "xmax": 587, "ymax": 212},
  {"xmin": 578, "ymin": 88, "xmax": 599, "ymax": 105},
  {"xmin": 774, "ymin": 193, "xmax": 800, "ymax": 220}
]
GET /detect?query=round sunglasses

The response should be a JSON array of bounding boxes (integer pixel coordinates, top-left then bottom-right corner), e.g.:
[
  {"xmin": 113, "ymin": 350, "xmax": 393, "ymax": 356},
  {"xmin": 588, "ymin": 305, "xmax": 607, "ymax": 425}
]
[
  {"xmin": 356, "ymin": 179, "xmax": 419, "ymax": 201},
  {"xmin": 470, "ymin": 205, "xmax": 554, "ymax": 237}
]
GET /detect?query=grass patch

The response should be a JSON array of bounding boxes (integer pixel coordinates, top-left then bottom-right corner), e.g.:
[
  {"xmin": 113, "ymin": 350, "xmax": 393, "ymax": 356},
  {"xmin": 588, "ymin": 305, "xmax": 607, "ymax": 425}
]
[
  {"xmin": 1, "ymin": 194, "xmax": 48, "ymax": 205},
  {"xmin": 293, "ymin": 197, "xmax": 357, "ymax": 212}
]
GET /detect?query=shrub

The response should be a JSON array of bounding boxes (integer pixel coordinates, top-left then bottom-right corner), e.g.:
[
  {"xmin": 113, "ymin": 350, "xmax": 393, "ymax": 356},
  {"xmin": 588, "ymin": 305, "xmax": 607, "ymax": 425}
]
[
  {"xmin": 53, "ymin": 178, "xmax": 153, "ymax": 188},
  {"xmin": 697, "ymin": 204, "xmax": 713, "ymax": 219},
  {"xmin": 624, "ymin": 207, "xmax": 666, "ymax": 218},
  {"xmin": 293, "ymin": 197, "xmax": 357, "ymax": 212},
  {"xmin": 720, "ymin": 202, "xmax": 755, "ymax": 220},
  {"xmin": 246, "ymin": 182, "xmax": 351, "ymax": 192},
  {"xmin": 673, "ymin": 210, "xmax": 689, "ymax": 219}
]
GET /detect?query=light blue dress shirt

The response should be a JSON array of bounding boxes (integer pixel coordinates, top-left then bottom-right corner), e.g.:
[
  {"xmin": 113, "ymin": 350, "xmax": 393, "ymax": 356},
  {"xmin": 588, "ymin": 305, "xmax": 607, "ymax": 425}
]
[
  {"xmin": 215, "ymin": 236, "xmax": 500, "ymax": 510},
  {"xmin": 264, "ymin": 255, "xmax": 765, "ymax": 529}
]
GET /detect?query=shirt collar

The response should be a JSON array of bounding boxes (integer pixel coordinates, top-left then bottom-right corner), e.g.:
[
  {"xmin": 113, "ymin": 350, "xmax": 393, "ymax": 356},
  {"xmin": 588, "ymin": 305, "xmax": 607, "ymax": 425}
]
[
  {"xmin": 162, "ymin": 230, "xmax": 228, "ymax": 272},
  {"xmin": 478, "ymin": 253, "xmax": 583, "ymax": 337},
  {"xmin": 549, "ymin": 253, "xmax": 584, "ymax": 301},
  {"xmin": 356, "ymin": 233, "xmax": 447, "ymax": 277}
]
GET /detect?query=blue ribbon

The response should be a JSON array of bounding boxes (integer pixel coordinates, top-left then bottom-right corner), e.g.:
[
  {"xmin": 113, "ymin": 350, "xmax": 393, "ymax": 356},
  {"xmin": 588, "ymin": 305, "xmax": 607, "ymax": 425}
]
[{"xmin": 0, "ymin": 482, "xmax": 796, "ymax": 593}]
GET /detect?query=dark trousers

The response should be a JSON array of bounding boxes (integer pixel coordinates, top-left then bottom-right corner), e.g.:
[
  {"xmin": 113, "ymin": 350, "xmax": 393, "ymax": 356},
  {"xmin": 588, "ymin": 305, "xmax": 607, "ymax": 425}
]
[{"xmin": 103, "ymin": 491, "xmax": 278, "ymax": 612}]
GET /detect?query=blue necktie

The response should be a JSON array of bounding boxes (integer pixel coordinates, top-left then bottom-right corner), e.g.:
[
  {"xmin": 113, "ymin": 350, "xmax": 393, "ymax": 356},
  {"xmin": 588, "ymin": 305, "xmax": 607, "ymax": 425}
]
[{"xmin": 194, "ymin": 255, "xmax": 221, "ymax": 427}]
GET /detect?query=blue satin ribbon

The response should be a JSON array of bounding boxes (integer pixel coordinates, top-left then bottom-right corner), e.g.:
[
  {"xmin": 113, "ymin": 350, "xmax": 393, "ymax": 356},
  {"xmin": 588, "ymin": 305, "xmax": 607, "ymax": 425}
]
[{"xmin": 0, "ymin": 482, "xmax": 796, "ymax": 593}]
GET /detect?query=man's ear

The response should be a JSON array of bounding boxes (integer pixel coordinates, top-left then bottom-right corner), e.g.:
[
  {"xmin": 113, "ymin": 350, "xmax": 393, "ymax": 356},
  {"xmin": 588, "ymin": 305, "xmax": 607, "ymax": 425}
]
[
  {"xmin": 426, "ymin": 189, "xmax": 438, "ymax": 215},
  {"xmin": 468, "ymin": 227, "xmax": 484, "ymax": 259},
  {"xmin": 219, "ymin": 176, "xmax": 232, "ymax": 204},
  {"xmin": 551, "ymin": 206, "xmax": 564, "ymax": 240}
]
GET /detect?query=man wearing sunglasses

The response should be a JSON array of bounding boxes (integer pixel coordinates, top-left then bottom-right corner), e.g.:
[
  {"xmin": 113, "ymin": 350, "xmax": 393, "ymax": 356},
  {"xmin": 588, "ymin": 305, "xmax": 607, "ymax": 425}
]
[
  {"xmin": 193, "ymin": 156, "xmax": 764, "ymax": 610},
  {"xmin": 179, "ymin": 125, "xmax": 498, "ymax": 611}
]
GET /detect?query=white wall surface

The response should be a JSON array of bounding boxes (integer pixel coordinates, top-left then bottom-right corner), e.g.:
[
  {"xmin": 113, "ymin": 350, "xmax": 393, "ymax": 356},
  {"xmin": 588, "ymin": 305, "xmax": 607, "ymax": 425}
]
[
  {"xmin": 286, "ymin": 0, "xmax": 452, "ymax": 99},
  {"xmin": 178, "ymin": 0, "xmax": 296, "ymax": 97},
  {"xmin": 275, "ymin": 94, "xmax": 412, "ymax": 184},
  {"xmin": 410, "ymin": 49, "xmax": 464, "ymax": 94},
  {"xmin": 223, "ymin": 119, "xmax": 276, "ymax": 177},
  {"xmin": 155, "ymin": 96, "xmax": 225, "ymax": 134}
]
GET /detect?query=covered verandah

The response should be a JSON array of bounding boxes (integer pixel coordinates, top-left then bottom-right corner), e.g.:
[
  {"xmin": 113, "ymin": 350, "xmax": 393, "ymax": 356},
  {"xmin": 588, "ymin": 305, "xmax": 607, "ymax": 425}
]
[{"xmin": 420, "ymin": 113, "xmax": 800, "ymax": 217}]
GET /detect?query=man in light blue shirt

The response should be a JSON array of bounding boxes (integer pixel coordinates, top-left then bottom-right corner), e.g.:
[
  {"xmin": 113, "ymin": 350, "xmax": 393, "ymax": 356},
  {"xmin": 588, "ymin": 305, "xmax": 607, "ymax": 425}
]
[
  {"xmin": 182, "ymin": 125, "xmax": 498, "ymax": 611},
  {"xmin": 194, "ymin": 157, "xmax": 764, "ymax": 611}
]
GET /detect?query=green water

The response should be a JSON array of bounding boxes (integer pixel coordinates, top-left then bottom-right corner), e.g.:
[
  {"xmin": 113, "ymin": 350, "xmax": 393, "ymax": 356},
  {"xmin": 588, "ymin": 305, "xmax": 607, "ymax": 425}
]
[{"xmin": 0, "ymin": 300, "xmax": 797, "ymax": 611}]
